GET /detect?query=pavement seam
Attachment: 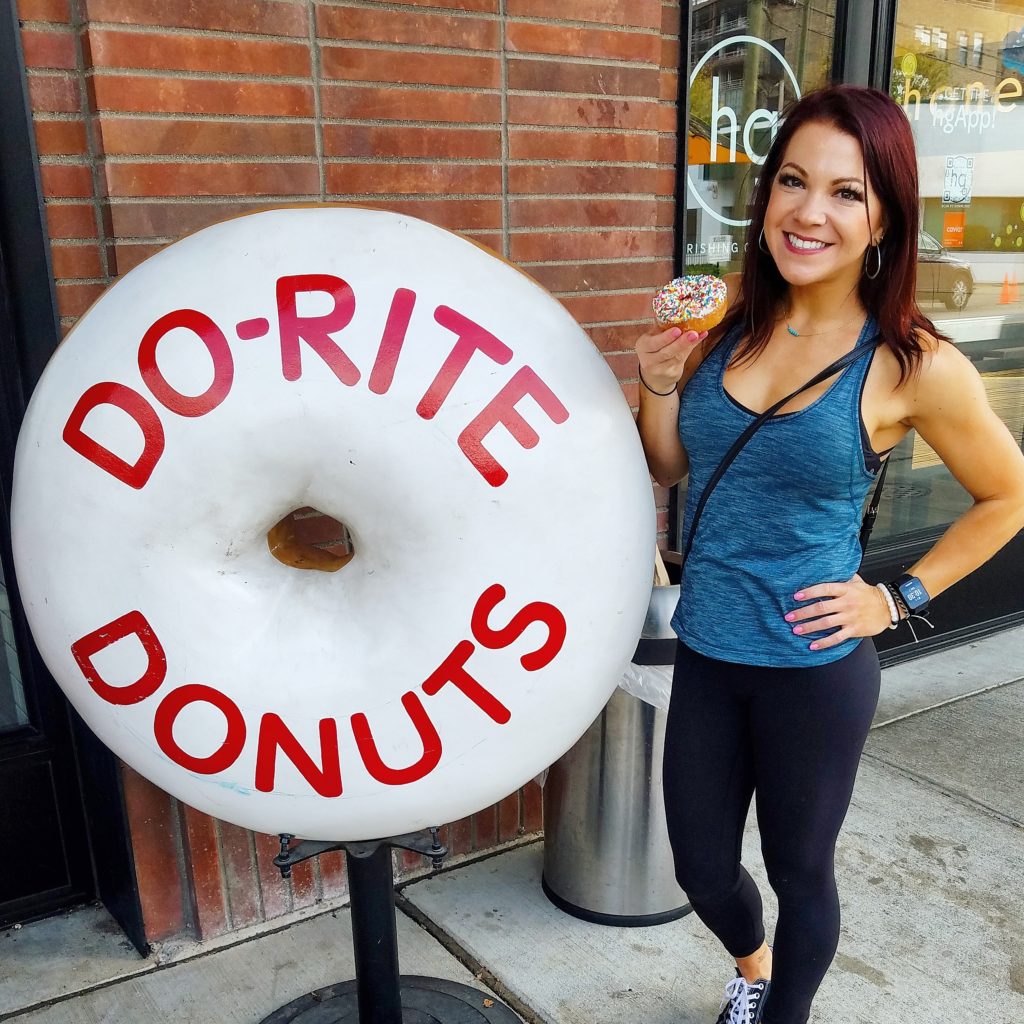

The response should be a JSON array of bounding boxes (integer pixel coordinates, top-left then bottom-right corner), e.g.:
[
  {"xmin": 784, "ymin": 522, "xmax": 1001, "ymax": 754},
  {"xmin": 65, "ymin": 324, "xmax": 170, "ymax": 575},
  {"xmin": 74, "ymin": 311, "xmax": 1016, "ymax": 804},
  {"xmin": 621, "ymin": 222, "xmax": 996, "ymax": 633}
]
[
  {"xmin": 871, "ymin": 673, "xmax": 1024, "ymax": 730},
  {"xmin": 860, "ymin": 751, "xmax": 1024, "ymax": 831},
  {"xmin": 396, "ymin": 891, "xmax": 551, "ymax": 1024}
]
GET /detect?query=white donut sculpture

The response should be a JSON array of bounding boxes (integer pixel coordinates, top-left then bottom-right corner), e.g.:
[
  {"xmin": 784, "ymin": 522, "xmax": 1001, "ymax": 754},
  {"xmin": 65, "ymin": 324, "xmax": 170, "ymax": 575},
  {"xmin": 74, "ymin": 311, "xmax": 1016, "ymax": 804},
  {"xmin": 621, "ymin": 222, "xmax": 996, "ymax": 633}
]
[{"xmin": 12, "ymin": 207, "xmax": 655, "ymax": 841}]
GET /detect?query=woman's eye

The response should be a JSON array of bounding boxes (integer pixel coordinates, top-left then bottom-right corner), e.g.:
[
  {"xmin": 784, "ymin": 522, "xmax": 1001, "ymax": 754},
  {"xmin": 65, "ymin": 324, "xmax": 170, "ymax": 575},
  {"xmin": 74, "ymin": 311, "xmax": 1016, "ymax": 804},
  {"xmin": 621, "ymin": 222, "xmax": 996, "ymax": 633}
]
[
  {"xmin": 778, "ymin": 173, "xmax": 802, "ymax": 188},
  {"xmin": 838, "ymin": 187, "xmax": 863, "ymax": 202}
]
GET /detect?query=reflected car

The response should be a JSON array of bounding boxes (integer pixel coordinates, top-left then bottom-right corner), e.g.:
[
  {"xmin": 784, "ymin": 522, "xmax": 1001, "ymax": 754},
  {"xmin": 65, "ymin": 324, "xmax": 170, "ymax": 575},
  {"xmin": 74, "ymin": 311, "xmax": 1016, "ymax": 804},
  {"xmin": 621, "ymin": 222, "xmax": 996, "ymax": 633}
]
[{"xmin": 916, "ymin": 229, "xmax": 974, "ymax": 311}]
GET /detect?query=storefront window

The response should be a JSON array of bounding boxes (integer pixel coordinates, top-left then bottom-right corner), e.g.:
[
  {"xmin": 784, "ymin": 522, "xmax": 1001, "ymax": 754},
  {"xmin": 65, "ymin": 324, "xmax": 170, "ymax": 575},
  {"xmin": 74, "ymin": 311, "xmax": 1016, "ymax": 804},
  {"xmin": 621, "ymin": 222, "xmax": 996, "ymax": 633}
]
[
  {"xmin": 875, "ymin": 0, "xmax": 1024, "ymax": 543},
  {"xmin": 0, "ymin": 566, "xmax": 28, "ymax": 731},
  {"xmin": 685, "ymin": 0, "xmax": 837, "ymax": 276}
]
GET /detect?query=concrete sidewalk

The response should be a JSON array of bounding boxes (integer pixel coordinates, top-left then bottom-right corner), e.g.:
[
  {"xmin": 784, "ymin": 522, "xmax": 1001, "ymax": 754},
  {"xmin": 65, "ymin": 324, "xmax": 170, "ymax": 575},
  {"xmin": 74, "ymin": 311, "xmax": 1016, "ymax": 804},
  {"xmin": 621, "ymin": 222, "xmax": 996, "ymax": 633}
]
[{"xmin": 2, "ymin": 627, "xmax": 1023, "ymax": 1023}]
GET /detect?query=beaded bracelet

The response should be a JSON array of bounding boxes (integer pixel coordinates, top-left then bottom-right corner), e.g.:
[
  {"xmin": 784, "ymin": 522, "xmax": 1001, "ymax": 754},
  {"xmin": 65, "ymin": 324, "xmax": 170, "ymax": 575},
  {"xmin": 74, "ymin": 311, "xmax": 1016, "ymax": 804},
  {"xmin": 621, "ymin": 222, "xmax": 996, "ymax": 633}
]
[
  {"xmin": 639, "ymin": 368, "xmax": 677, "ymax": 397},
  {"xmin": 875, "ymin": 582, "xmax": 900, "ymax": 629}
]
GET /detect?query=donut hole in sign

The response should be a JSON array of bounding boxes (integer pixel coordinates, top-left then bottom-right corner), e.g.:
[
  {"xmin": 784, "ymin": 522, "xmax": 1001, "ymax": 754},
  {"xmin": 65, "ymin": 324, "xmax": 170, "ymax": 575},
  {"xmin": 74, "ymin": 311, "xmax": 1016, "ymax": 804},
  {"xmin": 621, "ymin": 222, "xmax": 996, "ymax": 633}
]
[{"xmin": 267, "ymin": 506, "xmax": 353, "ymax": 572}]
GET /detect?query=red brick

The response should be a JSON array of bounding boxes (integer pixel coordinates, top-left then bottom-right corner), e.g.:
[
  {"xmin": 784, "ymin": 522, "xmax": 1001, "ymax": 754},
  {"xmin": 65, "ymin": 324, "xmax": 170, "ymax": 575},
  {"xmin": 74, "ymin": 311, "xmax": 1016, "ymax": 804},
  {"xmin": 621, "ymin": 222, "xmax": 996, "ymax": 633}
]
[
  {"xmin": 321, "ymin": 84, "xmax": 499, "ymax": 123},
  {"xmin": 254, "ymin": 831, "xmax": 293, "ymax": 919},
  {"xmin": 321, "ymin": 45, "xmax": 499, "ymax": 89},
  {"xmin": 84, "ymin": 29, "xmax": 311, "ymax": 77},
  {"xmin": 317, "ymin": 5, "xmax": 498, "ymax": 50},
  {"xmin": 510, "ymin": 229, "xmax": 671, "ymax": 262},
  {"xmin": 121, "ymin": 767, "xmax": 186, "ymax": 942},
  {"xmin": 41, "ymin": 163, "xmax": 93, "ymax": 198},
  {"xmin": 20, "ymin": 28, "xmax": 76, "ymax": 69},
  {"xmin": 522, "ymin": 781, "xmax": 542, "ymax": 833},
  {"xmin": 621, "ymin": 379, "xmax": 639, "ymax": 406},
  {"xmin": 526, "ymin": 260, "xmax": 670, "ymax": 295},
  {"xmin": 113, "ymin": 242, "xmax": 164, "ymax": 273},
  {"xmin": 46, "ymin": 202, "xmax": 96, "ymax": 239},
  {"xmin": 447, "ymin": 815, "xmax": 473, "ymax": 857},
  {"xmin": 34, "ymin": 119, "xmax": 88, "ymax": 155},
  {"xmin": 289, "ymin": 857, "xmax": 317, "ymax": 910},
  {"xmin": 83, "ymin": 0, "xmax": 309, "ymax": 37},
  {"xmin": 657, "ymin": 106, "xmax": 678, "ymax": 135},
  {"xmin": 498, "ymin": 792, "xmax": 520, "ymax": 842},
  {"xmin": 508, "ymin": 0, "xmax": 661, "ymax": 29},
  {"xmin": 506, "ymin": 21, "xmax": 660, "ymax": 63},
  {"xmin": 28, "ymin": 73, "xmax": 80, "ymax": 113},
  {"xmin": 507, "ymin": 56, "xmax": 658, "ymax": 96},
  {"xmin": 656, "ymin": 507, "xmax": 669, "ymax": 535},
  {"xmin": 660, "ymin": 70, "xmax": 678, "ymax": 102},
  {"xmin": 508, "ymin": 163, "xmax": 671, "ymax": 195},
  {"xmin": 324, "ymin": 125, "xmax": 500, "ymax": 161},
  {"xmin": 510, "ymin": 197, "xmax": 660, "ymax": 229},
  {"xmin": 509, "ymin": 95, "xmax": 660, "ymax": 131},
  {"xmin": 50, "ymin": 243, "xmax": 103, "ymax": 278},
  {"xmin": 105, "ymin": 161, "xmax": 319, "ymax": 198},
  {"xmin": 661, "ymin": 4, "xmax": 681, "ymax": 35},
  {"xmin": 661, "ymin": 36, "xmax": 679, "ymax": 68},
  {"xmin": 319, "ymin": 849, "xmax": 348, "ymax": 899},
  {"xmin": 98, "ymin": 118, "xmax": 314, "ymax": 157},
  {"xmin": 219, "ymin": 823, "xmax": 262, "ymax": 930},
  {"xmin": 510, "ymin": 128, "xmax": 657, "ymax": 163},
  {"xmin": 589, "ymin": 323, "xmax": 648, "ymax": 353},
  {"xmin": 181, "ymin": 807, "xmax": 229, "ymax": 939},
  {"xmin": 326, "ymin": 162, "xmax": 500, "ymax": 196},
  {"xmin": 90, "ymin": 75, "xmax": 314, "ymax": 117},
  {"xmin": 562, "ymin": 291, "xmax": 651, "ymax": 324},
  {"xmin": 349, "ymin": 197, "xmax": 502, "ymax": 232},
  {"xmin": 356, "ymin": 0, "xmax": 497, "ymax": 9},
  {"xmin": 108, "ymin": 200, "xmax": 259, "ymax": 237},
  {"xmin": 16, "ymin": 0, "xmax": 69, "ymax": 22},
  {"xmin": 464, "ymin": 230, "xmax": 501, "ymax": 251},
  {"xmin": 473, "ymin": 804, "xmax": 497, "ymax": 849}
]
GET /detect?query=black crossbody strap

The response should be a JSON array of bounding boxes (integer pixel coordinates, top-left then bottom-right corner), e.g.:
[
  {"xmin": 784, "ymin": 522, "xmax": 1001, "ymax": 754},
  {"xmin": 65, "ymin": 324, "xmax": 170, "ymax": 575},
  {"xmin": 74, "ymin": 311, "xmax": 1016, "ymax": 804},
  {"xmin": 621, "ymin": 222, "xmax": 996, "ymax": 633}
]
[{"xmin": 681, "ymin": 336, "xmax": 882, "ymax": 565}]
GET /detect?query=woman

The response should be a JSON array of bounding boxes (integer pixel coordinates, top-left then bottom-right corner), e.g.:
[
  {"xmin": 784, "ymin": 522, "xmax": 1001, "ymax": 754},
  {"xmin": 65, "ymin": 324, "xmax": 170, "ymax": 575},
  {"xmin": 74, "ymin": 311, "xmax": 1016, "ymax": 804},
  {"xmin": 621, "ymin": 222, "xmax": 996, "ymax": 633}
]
[{"xmin": 634, "ymin": 85, "xmax": 1024, "ymax": 1024}]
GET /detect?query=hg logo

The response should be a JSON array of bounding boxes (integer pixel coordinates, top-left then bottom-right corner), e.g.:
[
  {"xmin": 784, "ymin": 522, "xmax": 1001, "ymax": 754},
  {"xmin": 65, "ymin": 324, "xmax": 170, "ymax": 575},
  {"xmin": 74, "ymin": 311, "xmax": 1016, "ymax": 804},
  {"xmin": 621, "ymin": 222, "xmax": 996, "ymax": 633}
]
[{"xmin": 689, "ymin": 35, "xmax": 801, "ymax": 227}]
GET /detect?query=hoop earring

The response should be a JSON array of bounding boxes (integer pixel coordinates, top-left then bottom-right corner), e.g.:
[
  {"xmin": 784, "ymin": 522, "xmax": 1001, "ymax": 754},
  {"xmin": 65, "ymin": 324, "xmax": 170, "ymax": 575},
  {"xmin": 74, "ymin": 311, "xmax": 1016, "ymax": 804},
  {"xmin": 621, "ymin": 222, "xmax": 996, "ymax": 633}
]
[
  {"xmin": 758, "ymin": 228, "xmax": 770, "ymax": 255},
  {"xmin": 864, "ymin": 243, "xmax": 882, "ymax": 280}
]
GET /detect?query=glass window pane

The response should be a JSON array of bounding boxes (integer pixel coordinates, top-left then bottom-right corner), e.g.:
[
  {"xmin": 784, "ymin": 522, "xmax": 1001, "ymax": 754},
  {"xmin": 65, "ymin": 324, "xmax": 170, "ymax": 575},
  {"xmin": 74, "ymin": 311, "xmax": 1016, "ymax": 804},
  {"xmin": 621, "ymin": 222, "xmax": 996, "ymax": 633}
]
[
  {"xmin": 0, "ymin": 562, "xmax": 29, "ymax": 732},
  {"xmin": 876, "ymin": 0, "xmax": 1024, "ymax": 543}
]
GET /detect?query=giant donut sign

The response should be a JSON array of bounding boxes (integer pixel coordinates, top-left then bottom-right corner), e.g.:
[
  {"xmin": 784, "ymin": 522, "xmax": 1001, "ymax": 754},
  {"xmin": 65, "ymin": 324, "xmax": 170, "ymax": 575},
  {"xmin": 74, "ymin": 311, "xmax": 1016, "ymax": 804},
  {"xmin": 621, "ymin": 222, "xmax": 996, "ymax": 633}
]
[{"xmin": 12, "ymin": 207, "xmax": 654, "ymax": 841}]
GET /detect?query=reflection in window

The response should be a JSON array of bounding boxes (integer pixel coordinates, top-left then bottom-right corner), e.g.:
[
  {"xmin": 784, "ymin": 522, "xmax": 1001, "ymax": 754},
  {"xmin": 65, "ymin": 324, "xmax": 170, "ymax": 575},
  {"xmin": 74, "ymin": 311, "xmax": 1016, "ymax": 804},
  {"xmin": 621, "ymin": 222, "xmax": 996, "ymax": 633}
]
[
  {"xmin": 957, "ymin": 30, "xmax": 968, "ymax": 64},
  {"xmin": 0, "ymin": 568, "xmax": 29, "ymax": 733},
  {"xmin": 972, "ymin": 32, "xmax": 985, "ymax": 68}
]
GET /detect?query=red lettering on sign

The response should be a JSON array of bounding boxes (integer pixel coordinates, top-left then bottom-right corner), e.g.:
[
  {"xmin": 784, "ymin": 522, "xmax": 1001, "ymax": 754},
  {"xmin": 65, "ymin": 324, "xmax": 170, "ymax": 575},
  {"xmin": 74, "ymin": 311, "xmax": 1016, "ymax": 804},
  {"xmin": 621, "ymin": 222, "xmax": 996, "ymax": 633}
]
[
  {"xmin": 458, "ymin": 366, "xmax": 569, "ymax": 487},
  {"xmin": 351, "ymin": 691, "xmax": 442, "ymax": 785},
  {"xmin": 71, "ymin": 609, "xmax": 167, "ymax": 706},
  {"xmin": 62, "ymin": 382, "xmax": 165, "ymax": 490},
  {"xmin": 368, "ymin": 288, "xmax": 417, "ymax": 396},
  {"xmin": 416, "ymin": 307, "xmax": 513, "ymax": 420},
  {"xmin": 470, "ymin": 584, "xmax": 566, "ymax": 671},
  {"xmin": 138, "ymin": 309, "xmax": 234, "ymax": 418},
  {"xmin": 254, "ymin": 713, "xmax": 342, "ymax": 797},
  {"xmin": 421, "ymin": 640, "xmax": 511, "ymax": 724},
  {"xmin": 277, "ymin": 274, "xmax": 360, "ymax": 386},
  {"xmin": 153, "ymin": 684, "xmax": 246, "ymax": 775}
]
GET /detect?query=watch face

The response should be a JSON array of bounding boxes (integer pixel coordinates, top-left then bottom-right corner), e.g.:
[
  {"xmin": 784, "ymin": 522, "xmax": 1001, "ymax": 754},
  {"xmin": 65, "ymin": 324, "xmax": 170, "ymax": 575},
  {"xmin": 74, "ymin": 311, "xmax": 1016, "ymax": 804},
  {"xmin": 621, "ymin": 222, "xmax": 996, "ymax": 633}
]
[{"xmin": 898, "ymin": 577, "xmax": 929, "ymax": 610}]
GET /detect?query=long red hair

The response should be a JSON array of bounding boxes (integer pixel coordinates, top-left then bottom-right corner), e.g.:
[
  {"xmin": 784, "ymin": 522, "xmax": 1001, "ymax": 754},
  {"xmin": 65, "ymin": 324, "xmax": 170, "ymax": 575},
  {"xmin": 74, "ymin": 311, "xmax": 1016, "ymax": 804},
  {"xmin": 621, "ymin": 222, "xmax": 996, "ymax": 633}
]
[{"xmin": 722, "ymin": 84, "xmax": 947, "ymax": 384}]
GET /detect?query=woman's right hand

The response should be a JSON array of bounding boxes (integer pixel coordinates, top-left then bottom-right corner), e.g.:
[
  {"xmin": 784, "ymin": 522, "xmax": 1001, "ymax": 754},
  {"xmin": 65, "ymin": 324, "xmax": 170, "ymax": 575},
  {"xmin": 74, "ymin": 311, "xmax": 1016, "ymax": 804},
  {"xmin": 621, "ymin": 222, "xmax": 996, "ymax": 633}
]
[{"xmin": 635, "ymin": 325, "xmax": 707, "ymax": 394}]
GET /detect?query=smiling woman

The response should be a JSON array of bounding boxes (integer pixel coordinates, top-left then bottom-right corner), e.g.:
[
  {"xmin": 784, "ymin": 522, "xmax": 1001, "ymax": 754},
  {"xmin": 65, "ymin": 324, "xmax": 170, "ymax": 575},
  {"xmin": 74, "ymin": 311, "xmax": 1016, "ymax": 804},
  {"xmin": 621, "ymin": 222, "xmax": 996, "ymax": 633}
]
[{"xmin": 633, "ymin": 84, "xmax": 1024, "ymax": 1024}]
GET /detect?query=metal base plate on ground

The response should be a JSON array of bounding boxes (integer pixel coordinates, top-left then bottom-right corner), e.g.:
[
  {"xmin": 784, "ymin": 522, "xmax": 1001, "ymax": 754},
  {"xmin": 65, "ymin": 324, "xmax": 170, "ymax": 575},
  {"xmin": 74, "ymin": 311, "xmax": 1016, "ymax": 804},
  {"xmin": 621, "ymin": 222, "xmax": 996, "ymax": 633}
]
[{"xmin": 258, "ymin": 975, "xmax": 521, "ymax": 1024}]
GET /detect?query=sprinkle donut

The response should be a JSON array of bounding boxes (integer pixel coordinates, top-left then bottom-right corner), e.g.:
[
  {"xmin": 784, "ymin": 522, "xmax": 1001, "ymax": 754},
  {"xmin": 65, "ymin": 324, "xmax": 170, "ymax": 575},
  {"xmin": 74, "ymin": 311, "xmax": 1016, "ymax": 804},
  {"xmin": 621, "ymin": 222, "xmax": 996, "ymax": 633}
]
[
  {"xmin": 11, "ymin": 206, "xmax": 655, "ymax": 842},
  {"xmin": 653, "ymin": 275, "xmax": 728, "ymax": 333}
]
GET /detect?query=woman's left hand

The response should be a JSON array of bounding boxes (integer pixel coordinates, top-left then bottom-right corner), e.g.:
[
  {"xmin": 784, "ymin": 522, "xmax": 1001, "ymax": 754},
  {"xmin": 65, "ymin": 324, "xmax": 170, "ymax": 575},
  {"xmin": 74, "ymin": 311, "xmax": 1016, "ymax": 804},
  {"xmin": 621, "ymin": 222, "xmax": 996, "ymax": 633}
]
[{"xmin": 784, "ymin": 573, "xmax": 892, "ymax": 651}]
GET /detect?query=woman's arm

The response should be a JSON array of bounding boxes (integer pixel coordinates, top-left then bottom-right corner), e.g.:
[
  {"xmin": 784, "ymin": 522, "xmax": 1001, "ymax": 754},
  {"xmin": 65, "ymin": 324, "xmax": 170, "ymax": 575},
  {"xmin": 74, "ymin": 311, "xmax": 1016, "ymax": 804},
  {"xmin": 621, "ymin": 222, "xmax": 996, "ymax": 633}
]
[{"xmin": 900, "ymin": 340, "xmax": 1024, "ymax": 598}]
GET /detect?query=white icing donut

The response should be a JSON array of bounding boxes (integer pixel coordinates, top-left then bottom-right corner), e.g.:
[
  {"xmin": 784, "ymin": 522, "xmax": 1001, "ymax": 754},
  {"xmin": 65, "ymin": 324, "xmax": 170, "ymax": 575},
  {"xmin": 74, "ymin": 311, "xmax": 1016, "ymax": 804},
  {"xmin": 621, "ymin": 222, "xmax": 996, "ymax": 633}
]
[{"xmin": 12, "ymin": 207, "xmax": 654, "ymax": 841}]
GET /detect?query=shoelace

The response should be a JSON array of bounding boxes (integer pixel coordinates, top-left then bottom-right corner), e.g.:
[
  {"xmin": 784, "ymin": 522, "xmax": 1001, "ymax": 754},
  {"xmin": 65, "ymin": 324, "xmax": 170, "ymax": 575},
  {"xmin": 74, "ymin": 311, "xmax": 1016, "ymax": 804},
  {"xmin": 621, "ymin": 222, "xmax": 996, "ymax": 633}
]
[{"xmin": 719, "ymin": 976, "xmax": 766, "ymax": 1024}]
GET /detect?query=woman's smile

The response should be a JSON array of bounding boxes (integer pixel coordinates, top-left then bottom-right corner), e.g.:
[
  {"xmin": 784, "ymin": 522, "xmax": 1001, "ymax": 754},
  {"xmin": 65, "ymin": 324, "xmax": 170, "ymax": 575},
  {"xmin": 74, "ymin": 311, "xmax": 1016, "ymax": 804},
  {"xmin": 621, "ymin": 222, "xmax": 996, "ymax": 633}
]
[{"xmin": 782, "ymin": 231, "xmax": 832, "ymax": 254}]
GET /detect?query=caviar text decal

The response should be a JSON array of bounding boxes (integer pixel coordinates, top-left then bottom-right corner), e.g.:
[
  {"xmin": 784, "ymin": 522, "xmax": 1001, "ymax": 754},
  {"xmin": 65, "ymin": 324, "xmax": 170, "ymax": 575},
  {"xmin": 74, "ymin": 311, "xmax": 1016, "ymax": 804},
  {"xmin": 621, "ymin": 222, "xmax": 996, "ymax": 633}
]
[{"xmin": 12, "ymin": 208, "xmax": 655, "ymax": 841}]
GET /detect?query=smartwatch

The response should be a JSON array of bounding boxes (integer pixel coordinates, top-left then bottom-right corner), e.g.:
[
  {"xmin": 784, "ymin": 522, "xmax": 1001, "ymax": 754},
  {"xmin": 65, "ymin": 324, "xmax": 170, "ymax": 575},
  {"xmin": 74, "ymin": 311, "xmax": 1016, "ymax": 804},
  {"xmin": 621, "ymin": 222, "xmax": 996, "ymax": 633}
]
[{"xmin": 892, "ymin": 573, "xmax": 930, "ymax": 616}]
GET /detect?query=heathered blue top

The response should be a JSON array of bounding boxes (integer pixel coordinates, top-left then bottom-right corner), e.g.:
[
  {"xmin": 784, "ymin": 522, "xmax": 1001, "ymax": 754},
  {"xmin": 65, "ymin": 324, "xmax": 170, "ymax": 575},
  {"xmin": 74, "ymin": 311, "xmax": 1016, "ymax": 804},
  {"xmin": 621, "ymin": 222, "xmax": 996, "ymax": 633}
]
[{"xmin": 671, "ymin": 317, "xmax": 883, "ymax": 667}]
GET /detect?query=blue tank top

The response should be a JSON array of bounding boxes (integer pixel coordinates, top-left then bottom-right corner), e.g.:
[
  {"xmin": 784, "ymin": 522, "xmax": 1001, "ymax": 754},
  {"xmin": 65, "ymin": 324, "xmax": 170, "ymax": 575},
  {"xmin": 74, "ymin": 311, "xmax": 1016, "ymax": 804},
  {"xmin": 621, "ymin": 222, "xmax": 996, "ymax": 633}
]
[{"xmin": 671, "ymin": 317, "xmax": 883, "ymax": 667}]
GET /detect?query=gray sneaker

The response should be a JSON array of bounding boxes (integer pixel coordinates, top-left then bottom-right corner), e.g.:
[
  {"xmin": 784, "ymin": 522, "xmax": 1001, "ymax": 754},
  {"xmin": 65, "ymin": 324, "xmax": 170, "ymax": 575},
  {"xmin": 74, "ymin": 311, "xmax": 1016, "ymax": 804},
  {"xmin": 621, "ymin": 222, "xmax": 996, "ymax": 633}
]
[{"xmin": 714, "ymin": 975, "xmax": 770, "ymax": 1024}]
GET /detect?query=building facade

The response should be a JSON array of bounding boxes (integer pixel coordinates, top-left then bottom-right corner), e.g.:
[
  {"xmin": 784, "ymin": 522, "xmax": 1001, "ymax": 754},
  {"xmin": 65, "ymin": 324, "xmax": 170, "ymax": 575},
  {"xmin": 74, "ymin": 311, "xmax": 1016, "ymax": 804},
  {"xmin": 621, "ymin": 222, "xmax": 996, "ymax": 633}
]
[{"xmin": 1, "ymin": 0, "xmax": 1021, "ymax": 951}]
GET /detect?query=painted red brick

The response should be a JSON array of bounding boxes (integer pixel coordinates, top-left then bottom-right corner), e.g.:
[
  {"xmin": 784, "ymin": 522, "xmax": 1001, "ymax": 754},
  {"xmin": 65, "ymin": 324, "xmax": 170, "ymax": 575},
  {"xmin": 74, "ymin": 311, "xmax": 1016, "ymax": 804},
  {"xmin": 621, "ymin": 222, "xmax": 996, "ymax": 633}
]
[
  {"xmin": 356, "ymin": 0, "xmax": 497, "ymax": 10},
  {"xmin": 507, "ymin": 56, "xmax": 658, "ymax": 97},
  {"xmin": 218, "ymin": 823, "xmax": 262, "ymax": 930},
  {"xmin": 20, "ymin": 28, "xmax": 77, "ymax": 69},
  {"xmin": 320, "ymin": 46, "xmax": 499, "ymax": 90},
  {"xmin": 83, "ymin": 0, "xmax": 309, "ymax": 37},
  {"xmin": 90, "ymin": 76, "xmax": 314, "ymax": 117},
  {"xmin": 181, "ymin": 806, "xmax": 230, "ymax": 939},
  {"xmin": 84, "ymin": 29, "xmax": 311, "ymax": 77},
  {"xmin": 561, "ymin": 291, "xmax": 652, "ymax": 324},
  {"xmin": 589, "ymin": 324, "xmax": 651, "ymax": 354},
  {"xmin": 321, "ymin": 84, "xmax": 500, "ymax": 123},
  {"xmin": 525, "ymin": 260, "xmax": 671, "ymax": 295},
  {"xmin": 508, "ymin": 163, "xmax": 673, "ymax": 196},
  {"xmin": 509, "ymin": 95, "xmax": 661, "ymax": 132},
  {"xmin": 104, "ymin": 162, "xmax": 319, "ymax": 198},
  {"xmin": 120, "ymin": 767, "xmax": 187, "ymax": 941},
  {"xmin": 509, "ymin": 198, "xmax": 661, "ymax": 230},
  {"xmin": 506, "ymin": 0, "xmax": 661, "ymax": 30},
  {"xmin": 509, "ymin": 128, "xmax": 658, "ymax": 163},
  {"xmin": 326, "ymin": 163, "xmax": 501, "ymax": 197},
  {"xmin": 108, "ymin": 200, "xmax": 259, "ymax": 237},
  {"xmin": 510, "ymin": 229, "xmax": 672, "ymax": 263},
  {"xmin": 605, "ymin": 351, "xmax": 644, "ymax": 380},
  {"xmin": 324, "ymin": 125, "xmax": 500, "ymax": 161},
  {"xmin": 506, "ymin": 21, "xmax": 660, "ymax": 64},
  {"xmin": 351, "ymin": 198, "xmax": 502, "ymax": 232},
  {"xmin": 98, "ymin": 118, "xmax": 315, "ymax": 157},
  {"xmin": 317, "ymin": 6, "xmax": 499, "ymax": 50}
]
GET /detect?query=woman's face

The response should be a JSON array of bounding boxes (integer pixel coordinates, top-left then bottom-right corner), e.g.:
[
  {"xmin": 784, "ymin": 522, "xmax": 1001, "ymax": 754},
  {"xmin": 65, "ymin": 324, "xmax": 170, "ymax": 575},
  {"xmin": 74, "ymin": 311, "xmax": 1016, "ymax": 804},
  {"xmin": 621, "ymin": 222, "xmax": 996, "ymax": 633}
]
[{"xmin": 761, "ymin": 120, "xmax": 886, "ymax": 292}]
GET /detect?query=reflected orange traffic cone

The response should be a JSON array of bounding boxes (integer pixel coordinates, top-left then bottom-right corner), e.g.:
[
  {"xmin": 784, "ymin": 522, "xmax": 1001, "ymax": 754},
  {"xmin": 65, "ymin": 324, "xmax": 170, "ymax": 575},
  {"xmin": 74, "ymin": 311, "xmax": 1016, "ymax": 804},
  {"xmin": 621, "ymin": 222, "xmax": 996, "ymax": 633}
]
[
  {"xmin": 1011, "ymin": 272, "xmax": 1020, "ymax": 302},
  {"xmin": 1000, "ymin": 274, "xmax": 1011, "ymax": 304}
]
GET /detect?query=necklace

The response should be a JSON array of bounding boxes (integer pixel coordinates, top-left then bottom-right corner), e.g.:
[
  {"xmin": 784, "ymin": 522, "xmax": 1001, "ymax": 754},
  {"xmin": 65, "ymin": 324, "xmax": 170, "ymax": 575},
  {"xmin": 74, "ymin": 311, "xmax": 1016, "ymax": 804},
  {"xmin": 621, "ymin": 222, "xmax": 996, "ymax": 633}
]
[{"xmin": 785, "ymin": 310, "xmax": 863, "ymax": 337}]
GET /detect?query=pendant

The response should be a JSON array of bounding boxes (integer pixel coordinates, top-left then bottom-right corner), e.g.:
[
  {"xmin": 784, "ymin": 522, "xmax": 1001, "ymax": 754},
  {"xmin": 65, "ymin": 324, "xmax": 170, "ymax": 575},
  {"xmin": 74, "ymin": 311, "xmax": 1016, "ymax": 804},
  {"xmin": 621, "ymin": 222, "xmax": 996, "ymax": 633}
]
[{"xmin": 787, "ymin": 325, "xmax": 800, "ymax": 337}]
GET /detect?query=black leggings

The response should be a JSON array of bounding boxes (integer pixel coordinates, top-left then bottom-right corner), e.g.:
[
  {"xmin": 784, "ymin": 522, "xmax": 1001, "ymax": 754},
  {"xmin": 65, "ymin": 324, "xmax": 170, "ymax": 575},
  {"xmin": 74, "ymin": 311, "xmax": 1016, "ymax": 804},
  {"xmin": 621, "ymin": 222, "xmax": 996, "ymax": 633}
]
[{"xmin": 662, "ymin": 639, "xmax": 880, "ymax": 1024}]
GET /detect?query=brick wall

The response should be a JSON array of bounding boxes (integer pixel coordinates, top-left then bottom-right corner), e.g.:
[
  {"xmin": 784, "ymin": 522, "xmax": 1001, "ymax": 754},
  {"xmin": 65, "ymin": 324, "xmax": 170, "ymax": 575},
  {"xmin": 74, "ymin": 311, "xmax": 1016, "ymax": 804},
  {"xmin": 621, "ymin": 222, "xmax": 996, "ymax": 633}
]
[{"xmin": 18, "ymin": 0, "xmax": 681, "ymax": 942}]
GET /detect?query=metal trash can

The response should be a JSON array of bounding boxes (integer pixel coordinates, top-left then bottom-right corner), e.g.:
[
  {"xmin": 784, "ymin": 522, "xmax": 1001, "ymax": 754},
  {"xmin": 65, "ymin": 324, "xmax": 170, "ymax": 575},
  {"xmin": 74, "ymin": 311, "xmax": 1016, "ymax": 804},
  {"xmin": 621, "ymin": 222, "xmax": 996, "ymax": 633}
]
[{"xmin": 541, "ymin": 583, "xmax": 690, "ymax": 925}]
